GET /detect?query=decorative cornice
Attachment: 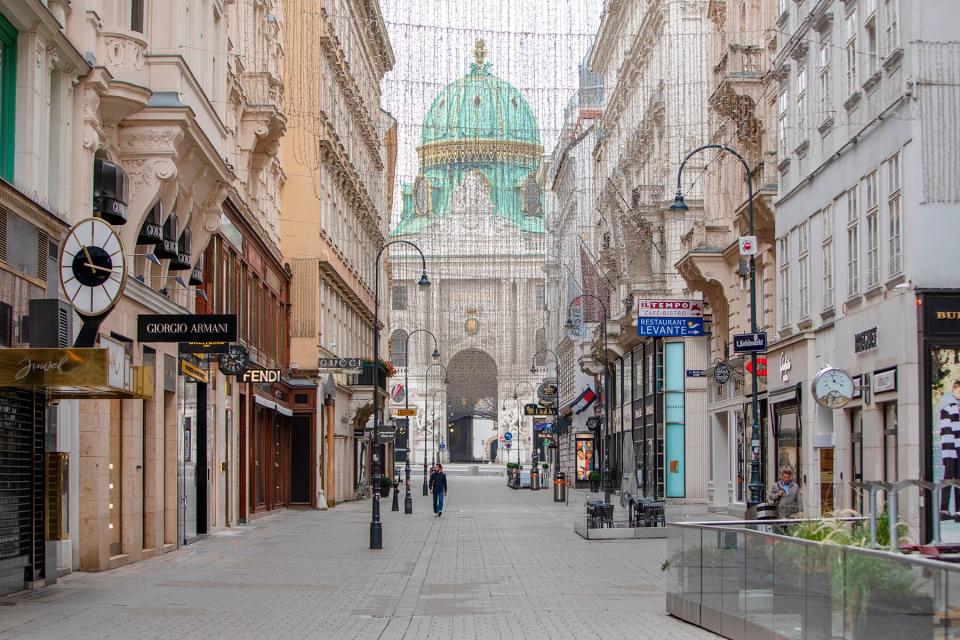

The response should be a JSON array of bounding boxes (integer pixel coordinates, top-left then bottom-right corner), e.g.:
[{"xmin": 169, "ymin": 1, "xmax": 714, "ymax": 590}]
[{"xmin": 417, "ymin": 139, "xmax": 543, "ymax": 168}]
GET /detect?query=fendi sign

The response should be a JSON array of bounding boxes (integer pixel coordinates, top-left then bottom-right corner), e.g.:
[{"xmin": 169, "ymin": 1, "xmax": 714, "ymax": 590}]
[{"xmin": 241, "ymin": 369, "xmax": 281, "ymax": 383}]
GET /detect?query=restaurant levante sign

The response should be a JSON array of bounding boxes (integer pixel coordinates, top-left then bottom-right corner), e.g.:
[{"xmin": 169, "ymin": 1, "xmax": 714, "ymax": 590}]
[
  {"xmin": 138, "ymin": 314, "xmax": 237, "ymax": 343},
  {"xmin": 0, "ymin": 348, "xmax": 153, "ymax": 398}
]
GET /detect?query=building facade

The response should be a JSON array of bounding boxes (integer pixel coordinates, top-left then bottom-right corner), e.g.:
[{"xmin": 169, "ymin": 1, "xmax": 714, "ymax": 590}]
[
  {"xmin": 281, "ymin": 0, "xmax": 396, "ymax": 505},
  {"xmin": 675, "ymin": 0, "xmax": 779, "ymax": 516},
  {"xmin": 546, "ymin": 53, "xmax": 604, "ymax": 484},
  {"xmin": 389, "ymin": 41, "xmax": 547, "ymax": 469},
  {"xmin": 586, "ymin": 0, "xmax": 713, "ymax": 501},
  {"xmin": 770, "ymin": 0, "xmax": 960, "ymax": 539}
]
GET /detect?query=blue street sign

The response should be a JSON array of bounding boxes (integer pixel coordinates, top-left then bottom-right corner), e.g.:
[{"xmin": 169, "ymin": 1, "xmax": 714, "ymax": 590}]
[
  {"xmin": 686, "ymin": 370, "xmax": 705, "ymax": 377},
  {"xmin": 638, "ymin": 316, "xmax": 705, "ymax": 337},
  {"xmin": 439, "ymin": 441, "xmax": 446, "ymax": 451},
  {"xmin": 503, "ymin": 432, "xmax": 513, "ymax": 442},
  {"xmin": 733, "ymin": 332, "xmax": 767, "ymax": 353}
]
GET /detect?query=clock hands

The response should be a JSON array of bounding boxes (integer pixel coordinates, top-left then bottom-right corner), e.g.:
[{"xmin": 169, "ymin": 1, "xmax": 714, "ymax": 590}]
[
  {"xmin": 81, "ymin": 245, "xmax": 96, "ymax": 274},
  {"xmin": 83, "ymin": 262, "xmax": 113, "ymax": 274}
]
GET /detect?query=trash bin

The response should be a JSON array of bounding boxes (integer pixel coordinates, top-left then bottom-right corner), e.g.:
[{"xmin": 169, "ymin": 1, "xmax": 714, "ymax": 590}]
[
  {"xmin": 755, "ymin": 502, "xmax": 778, "ymax": 533},
  {"xmin": 553, "ymin": 472, "xmax": 566, "ymax": 502}
]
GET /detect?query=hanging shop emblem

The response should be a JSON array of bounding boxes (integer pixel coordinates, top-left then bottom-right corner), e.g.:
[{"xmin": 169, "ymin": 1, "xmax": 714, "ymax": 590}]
[
  {"xmin": 713, "ymin": 362, "xmax": 732, "ymax": 384},
  {"xmin": 537, "ymin": 382, "xmax": 558, "ymax": 406}
]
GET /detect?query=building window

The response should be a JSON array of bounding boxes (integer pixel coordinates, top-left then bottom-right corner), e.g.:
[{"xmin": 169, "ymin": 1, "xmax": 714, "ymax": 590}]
[
  {"xmin": 865, "ymin": 171, "xmax": 879, "ymax": 288},
  {"xmin": 846, "ymin": 187, "xmax": 860, "ymax": 297},
  {"xmin": 798, "ymin": 221, "xmax": 810, "ymax": 319},
  {"xmin": 535, "ymin": 284, "xmax": 545, "ymax": 311},
  {"xmin": 390, "ymin": 329, "xmax": 408, "ymax": 368},
  {"xmin": 391, "ymin": 284, "xmax": 408, "ymax": 311},
  {"xmin": 778, "ymin": 235, "xmax": 791, "ymax": 328},
  {"xmin": 796, "ymin": 61, "xmax": 807, "ymax": 134},
  {"xmin": 845, "ymin": 8, "xmax": 858, "ymax": 96},
  {"xmin": 887, "ymin": 152, "xmax": 902, "ymax": 276},
  {"xmin": 818, "ymin": 36, "xmax": 831, "ymax": 117},
  {"xmin": 884, "ymin": 0, "xmax": 900, "ymax": 54},
  {"xmin": 777, "ymin": 86, "xmax": 788, "ymax": 158},
  {"xmin": 130, "ymin": 0, "xmax": 145, "ymax": 32},
  {"xmin": 865, "ymin": 6, "xmax": 879, "ymax": 76},
  {"xmin": 0, "ymin": 13, "xmax": 16, "ymax": 181},
  {"xmin": 533, "ymin": 328, "xmax": 546, "ymax": 366},
  {"xmin": 822, "ymin": 205, "xmax": 834, "ymax": 310}
]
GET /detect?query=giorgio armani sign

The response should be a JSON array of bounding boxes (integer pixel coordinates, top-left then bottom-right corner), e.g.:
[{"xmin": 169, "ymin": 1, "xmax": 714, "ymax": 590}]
[{"xmin": 138, "ymin": 314, "xmax": 238, "ymax": 343}]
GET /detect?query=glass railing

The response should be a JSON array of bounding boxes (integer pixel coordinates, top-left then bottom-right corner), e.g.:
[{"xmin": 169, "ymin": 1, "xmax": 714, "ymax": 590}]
[{"xmin": 667, "ymin": 521, "xmax": 953, "ymax": 640}]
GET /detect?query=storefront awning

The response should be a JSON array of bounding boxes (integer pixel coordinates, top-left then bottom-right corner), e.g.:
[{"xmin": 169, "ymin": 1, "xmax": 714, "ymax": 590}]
[
  {"xmin": 254, "ymin": 393, "xmax": 293, "ymax": 416},
  {"xmin": 0, "ymin": 348, "xmax": 153, "ymax": 399}
]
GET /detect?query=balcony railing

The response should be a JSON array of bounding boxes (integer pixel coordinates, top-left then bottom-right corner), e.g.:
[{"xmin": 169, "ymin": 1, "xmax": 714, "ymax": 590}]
[
  {"xmin": 715, "ymin": 44, "xmax": 765, "ymax": 80},
  {"xmin": 667, "ymin": 520, "xmax": 952, "ymax": 640}
]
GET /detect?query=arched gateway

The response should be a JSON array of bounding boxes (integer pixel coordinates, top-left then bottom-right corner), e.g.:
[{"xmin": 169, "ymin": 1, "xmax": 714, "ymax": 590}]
[{"xmin": 446, "ymin": 349, "xmax": 498, "ymax": 462}]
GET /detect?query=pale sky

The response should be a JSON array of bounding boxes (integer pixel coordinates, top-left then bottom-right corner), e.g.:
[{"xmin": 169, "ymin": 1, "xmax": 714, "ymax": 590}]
[{"xmin": 379, "ymin": 0, "xmax": 603, "ymax": 224}]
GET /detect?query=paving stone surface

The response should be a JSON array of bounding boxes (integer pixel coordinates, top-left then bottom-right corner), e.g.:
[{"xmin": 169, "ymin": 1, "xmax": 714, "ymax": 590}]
[{"xmin": 0, "ymin": 470, "xmax": 719, "ymax": 639}]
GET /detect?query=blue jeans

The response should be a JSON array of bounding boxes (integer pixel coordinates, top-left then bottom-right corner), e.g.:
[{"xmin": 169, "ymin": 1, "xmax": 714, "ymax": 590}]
[{"xmin": 433, "ymin": 490, "xmax": 445, "ymax": 513}]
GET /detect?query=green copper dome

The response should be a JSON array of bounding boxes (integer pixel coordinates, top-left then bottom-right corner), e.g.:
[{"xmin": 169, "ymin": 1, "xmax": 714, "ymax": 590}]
[
  {"xmin": 419, "ymin": 62, "xmax": 541, "ymax": 147},
  {"xmin": 392, "ymin": 41, "xmax": 545, "ymax": 237}
]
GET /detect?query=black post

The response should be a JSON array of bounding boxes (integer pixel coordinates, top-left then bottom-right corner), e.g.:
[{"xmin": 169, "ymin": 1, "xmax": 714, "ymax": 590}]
[
  {"xmin": 404, "ymin": 329, "xmax": 438, "ymax": 509},
  {"xmin": 675, "ymin": 144, "xmax": 761, "ymax": 505},
  {"xmin": 370, "ymin": 240, "xmax": 429, "ymax": 549}
]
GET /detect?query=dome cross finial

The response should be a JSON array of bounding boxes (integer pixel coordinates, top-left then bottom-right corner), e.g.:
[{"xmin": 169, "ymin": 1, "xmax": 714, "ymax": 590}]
[{"xmin": 473, "ymin": 39, "xmax": 487, "ymax": 66}]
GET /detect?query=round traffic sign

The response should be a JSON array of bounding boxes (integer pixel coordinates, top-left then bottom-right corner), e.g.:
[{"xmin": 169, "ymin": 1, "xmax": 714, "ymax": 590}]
[
  {"xmin": 504, "ymin": 442, "xmax": 512, "ymax": 449},
  {"xmin": 503, "ymin": 432, "xmax": 513, "ymax": 442}
]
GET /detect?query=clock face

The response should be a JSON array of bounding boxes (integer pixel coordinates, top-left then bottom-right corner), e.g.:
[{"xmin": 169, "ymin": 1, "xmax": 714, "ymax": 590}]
[
  {"xmin": 60, "ymin": 217, "xmax": 127, "ymax": 317},
  {"xmin": 217, "ymin": 345, "xmax": 249, "ymax": 376},
  {"xmin": 812, "ymin": 367, "xmax": 856, "ymax": 409}
]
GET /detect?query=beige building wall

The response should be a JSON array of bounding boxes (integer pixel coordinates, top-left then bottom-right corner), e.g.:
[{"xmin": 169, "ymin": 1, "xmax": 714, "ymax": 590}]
[{"xmin": 281, "ymin": 0, "xmax": 395, "ymax": 504}]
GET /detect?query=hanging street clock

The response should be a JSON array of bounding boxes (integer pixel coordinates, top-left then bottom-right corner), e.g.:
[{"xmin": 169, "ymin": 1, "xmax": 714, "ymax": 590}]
[{"xmin": 60, "ymin": 217, "xmax": 127, "ymax": 317}]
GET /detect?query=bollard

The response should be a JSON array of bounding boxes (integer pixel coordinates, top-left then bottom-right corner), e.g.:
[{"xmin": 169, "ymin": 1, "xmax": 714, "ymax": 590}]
[{"xmin": 553, "ymin": 472, "xmax": 567, "ymax": 502}]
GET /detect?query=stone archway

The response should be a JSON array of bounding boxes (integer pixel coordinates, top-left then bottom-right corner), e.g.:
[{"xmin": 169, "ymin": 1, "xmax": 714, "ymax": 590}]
[{"xmin": 446, "ymin": 349, "xmax": 498, "ymax": 462}]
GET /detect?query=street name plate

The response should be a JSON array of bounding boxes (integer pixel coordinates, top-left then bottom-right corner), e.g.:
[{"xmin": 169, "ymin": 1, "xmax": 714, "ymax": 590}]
[{"xmin": 396, "ymin": 408, "xmax": 417, "ymax": 416}]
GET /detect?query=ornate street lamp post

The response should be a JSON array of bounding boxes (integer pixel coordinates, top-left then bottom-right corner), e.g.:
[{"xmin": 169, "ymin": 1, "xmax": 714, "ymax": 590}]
[
  {"xmin": 530, "ymin": 348, "xmax": 561, "ymax": 478},
  {"xmin": 402, "ymin": 330, "xmax": 439, "ymax": 513},
  {"xmin": 567, "ymin": 294, "xmax": 610, "ymax": 504},
  {"xmin": 423, "ymin": 364, "xmax": 447, "ymax": 490},
  {"xmin": 370, "ymin": 240, "xmax": 430, "ymax": 549},
  {"xmin": 672, "ymin": 144, "xmax": 762, "ymax": 505}
]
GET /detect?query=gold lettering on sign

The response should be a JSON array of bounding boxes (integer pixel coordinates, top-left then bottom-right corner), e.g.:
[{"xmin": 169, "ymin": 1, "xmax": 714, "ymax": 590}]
[{"xmin": 936, "ymin": 311, "xmax": 960, "ymax": 320}]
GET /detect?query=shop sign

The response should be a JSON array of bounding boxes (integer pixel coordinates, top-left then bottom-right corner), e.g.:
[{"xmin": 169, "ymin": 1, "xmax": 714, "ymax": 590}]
[
  {"xmin": 524, "ymin": 403, "xmax": 557, "ymax": 416},
  {"xmin": 713, "ymin": 362, "xmax": 732, "ymax": 384},
  {"xmin": 241, "ymin": 368, "xmax": 281, "ymax": 383},
  {"xmin": 537, "ymin": 383, "xmax": 558, "ymax": 406},
  {"xmin": 922, "ymin": 293, "xmax": 960, "ymax": 336},
  {"xmin": 0, "ymin": 348, "xmax": 107, "ymax": 387},
  {"xmin": 377, "ymin": 429, "xmax": 396, "ymax": 444},
  {"xmin": 733, "ymin": 332, "xmax": 767, "ymax": 353},
  {"xmin": 637, "ymin": 300, "xmax": 705, "ymax": 337},
  {"xmin": 873, "ymin": 367, "xmax": 897, "ymax": 393},
  {"xmin": 317, "ymin": 357, "xmax": 363, "ymax": 371},
  {"xmin": 138, "ymin": 314, "xmax": 237, "ymax": 343},
  {"xmin": 854, "ymin": 327, "xmax": 878, "ymax": 353},
  {"xmin": 396, "ymin": 408, "xmax": 417, "ymax": 417},
  {"xmin": 779, "ymin": 353, "xmax": 792, "ymax": 383},
  {"xmin": 180, "ymin": 359, "xmax": 208, "ymax": 383},
  {"xmin": 180, "ymin": 341, "xmax": 228, "ymax": 354}
]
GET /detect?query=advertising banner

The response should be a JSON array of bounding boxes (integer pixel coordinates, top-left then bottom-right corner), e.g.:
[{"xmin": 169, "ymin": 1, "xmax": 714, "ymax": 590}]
[
  {"xmin": 931, "ymin": 346, "xmax": 960, "ymax": 541},
  {"xmin": 574, "ymin": 435, "xmax": 595, "ymax": 482}
]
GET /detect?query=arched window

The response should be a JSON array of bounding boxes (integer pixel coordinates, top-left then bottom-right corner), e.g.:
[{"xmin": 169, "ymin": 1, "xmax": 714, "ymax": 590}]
[
  {"xmin": 533, "ymin": 328, "xmax": 546, "ymax": 367},
  {"xmin": 390, "ymin": 329, "xmax": 408, "ymax": 368}
]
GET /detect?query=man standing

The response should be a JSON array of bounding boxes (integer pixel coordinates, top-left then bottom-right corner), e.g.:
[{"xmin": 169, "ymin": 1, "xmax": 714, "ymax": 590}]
[
  {"xmin": 432, "ymin": 463, "xmax": 448, "ymax": 516},
  {"xmin": 768, "ymin": 467, "xmax": 802, "ymax": 519}
]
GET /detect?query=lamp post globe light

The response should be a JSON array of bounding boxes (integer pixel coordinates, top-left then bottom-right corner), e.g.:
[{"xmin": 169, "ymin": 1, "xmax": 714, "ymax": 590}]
[
  {"xmin": 402, "ymin": 329, "xmax": 440, "ymax": 513},
  {"xmin": 423, "ymin": 364, "xmax": 447, "ymax": 491},
  {"xmin": 530, "ymin": 348, "xmax": 561, "ymax": 479},
  {"xmin": 371, "ymin": 240, "xmax": 429, "ymax": 550},
  {"xmin": 567, "ymin": 294, "xmax": 611, "ymax": 504},
  {"xmin": 673, "ymin": 143, "xmax": 762, "ymax": 506}
]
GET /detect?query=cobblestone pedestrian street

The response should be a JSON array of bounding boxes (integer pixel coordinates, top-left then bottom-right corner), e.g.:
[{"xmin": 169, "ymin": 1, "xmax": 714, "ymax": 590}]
[{"xmin": 0, "ymin": 470, "xmax": 716, "ymax": 640}]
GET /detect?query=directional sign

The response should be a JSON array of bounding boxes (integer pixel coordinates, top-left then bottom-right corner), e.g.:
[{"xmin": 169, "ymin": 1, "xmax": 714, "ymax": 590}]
[
  {"xmin": 733, "ymin": 332, "xmax": 767, "ymax": 353},
  {"xmin": 396, "ymin": 408, "xmax": 417, "ymax": 417},
  {"xmin": 503, "ymin": 431, "xmax": 513, "ymax": 442},
  {"xmin": 637, "ymin": 317, "xmax": 705, "ymax": 337},
  {"xmin": 439, "ymin": 442, "xmax": 446, "ymax": 451},
  {"xmin": 524, "ymin": 403, "xmax": 558, "ymax": 416},
  {"xmin": 636, "ymin": 300, "xmax": 704, "ymax": 318}
]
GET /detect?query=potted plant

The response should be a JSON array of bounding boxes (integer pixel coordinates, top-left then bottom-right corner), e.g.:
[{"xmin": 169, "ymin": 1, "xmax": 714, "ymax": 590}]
[
  {"xmin": 541, "ymin": 463, "xmax": 549, "ymax": 470},
  {"xmin": 588, "ymin": 470, "xmax": 601, "ymax": 492},
  {"xmin": 379, "ymin": 475, "xmax": 393, "ymax": 498}
]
